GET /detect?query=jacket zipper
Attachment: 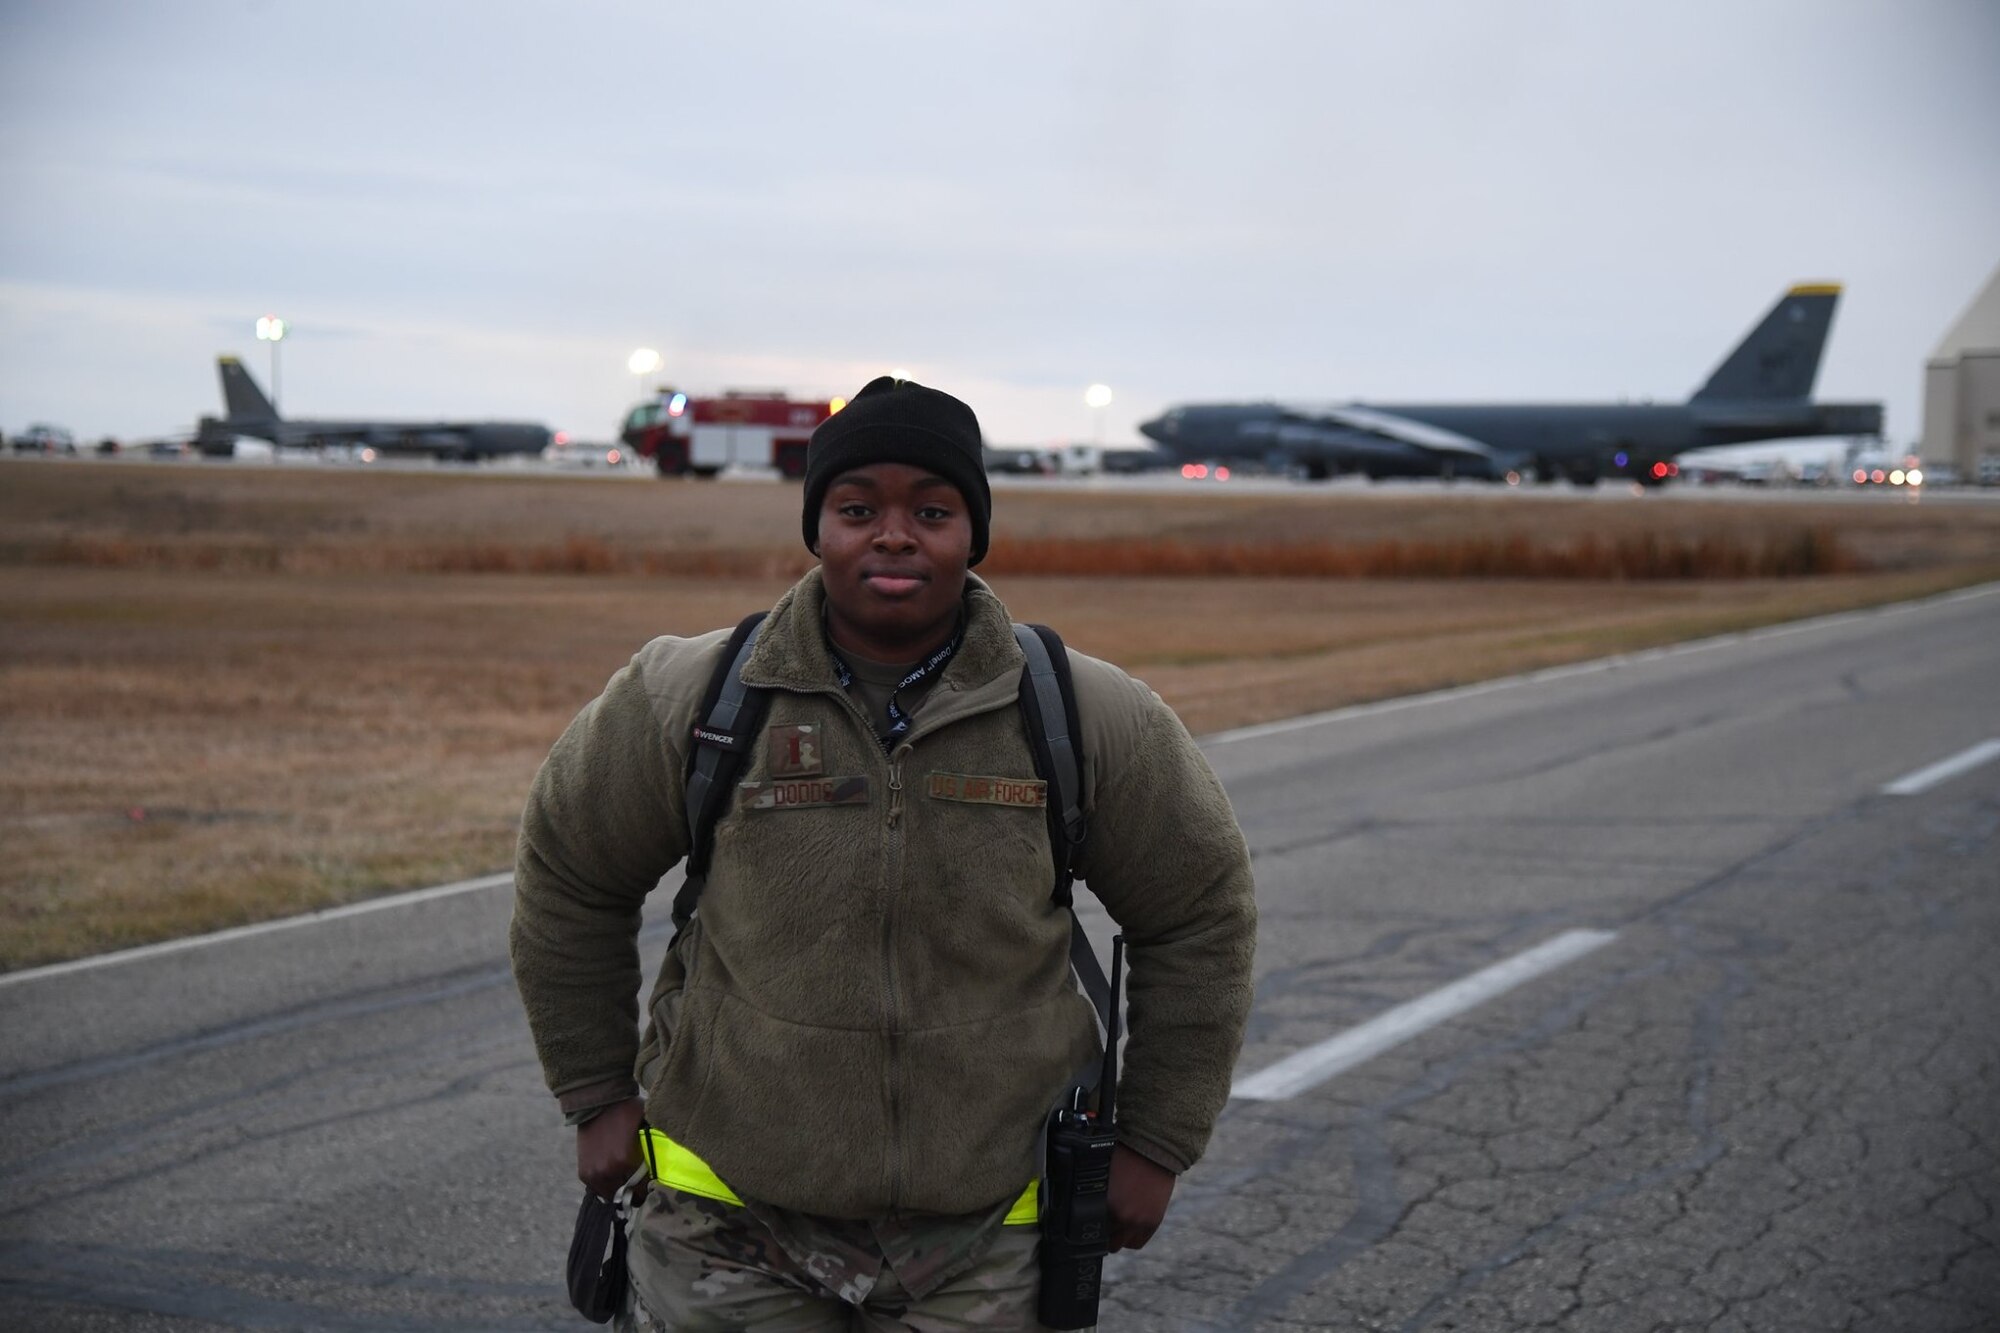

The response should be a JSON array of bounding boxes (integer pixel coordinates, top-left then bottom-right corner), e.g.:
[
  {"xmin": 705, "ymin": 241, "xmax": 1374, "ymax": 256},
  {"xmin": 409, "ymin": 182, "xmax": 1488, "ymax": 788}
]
[
  {"xmin": 806, "ymin": 679, "xmax": 1015, "ymax": 1211},
  {"xmin": 882, "ymin": 741, "xmax": 910, "ymax": 1208},
  {"xmin": 820, "ymin": 676, "xmax": 912, "ymax": 1210}
]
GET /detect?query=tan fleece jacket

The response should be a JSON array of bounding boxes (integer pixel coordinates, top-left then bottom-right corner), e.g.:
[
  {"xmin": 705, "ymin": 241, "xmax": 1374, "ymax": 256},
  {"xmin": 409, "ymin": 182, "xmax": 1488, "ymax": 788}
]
[{"xmin": 510, "ymin": 570, "xmax": 1256, "ymax": 1218}]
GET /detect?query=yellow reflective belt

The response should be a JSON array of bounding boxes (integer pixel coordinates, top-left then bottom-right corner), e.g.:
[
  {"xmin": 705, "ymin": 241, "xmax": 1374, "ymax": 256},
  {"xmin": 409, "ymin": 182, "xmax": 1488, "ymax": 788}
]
[
  {"xmin": 639, "ymin": 1128, "xmax": 1040, "ymax": 1225},
  {"xmin": 1002, "ymin": 1179, "xmax": 1040, "ymax": 1226},
  {"xmin": 641, "ymin": 1128, "xmax": 743, "ymax": 1205}
]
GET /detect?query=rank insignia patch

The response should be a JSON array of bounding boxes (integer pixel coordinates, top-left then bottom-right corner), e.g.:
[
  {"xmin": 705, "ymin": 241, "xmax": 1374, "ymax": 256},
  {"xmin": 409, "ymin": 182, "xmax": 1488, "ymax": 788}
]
[
  {"xmin": 926, "ymin": 772, "xmax": 1047, "ymax": 809},
  {"xmin": 767, "ymin": 723, "xmax": 824, "ymax": 777},
  {"xmin": 739, "ymin": 776, "xmax": 869, "ymax": 811}
]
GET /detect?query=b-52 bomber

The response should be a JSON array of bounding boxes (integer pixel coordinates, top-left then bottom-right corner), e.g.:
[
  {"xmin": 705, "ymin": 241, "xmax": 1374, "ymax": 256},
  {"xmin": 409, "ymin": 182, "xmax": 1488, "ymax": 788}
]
[
  {"xmin": 195, "ymin": 356, "xmax": 552, "ymax": 460},
  {"xmin": 1139, "ymin": 285, "xmax": 1883, "ymax": 486}
]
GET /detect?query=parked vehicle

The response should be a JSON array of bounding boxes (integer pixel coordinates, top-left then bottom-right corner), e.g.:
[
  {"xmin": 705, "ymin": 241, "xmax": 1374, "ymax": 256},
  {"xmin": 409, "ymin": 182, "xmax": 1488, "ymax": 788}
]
[
  {"xmin": 620, "ymin": 389, "xmax": 838, "ymax": 478},
  {"xmin": 11, "ymin": 423, "xmax": 77, "ymax": 454}
]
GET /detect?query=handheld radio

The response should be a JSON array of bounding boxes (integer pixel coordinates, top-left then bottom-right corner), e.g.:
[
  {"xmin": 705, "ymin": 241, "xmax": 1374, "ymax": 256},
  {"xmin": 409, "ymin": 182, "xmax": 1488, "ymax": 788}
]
[{"xmin": 1039, "ymin": 933, "xmax": 1124, "ymax": 1329}]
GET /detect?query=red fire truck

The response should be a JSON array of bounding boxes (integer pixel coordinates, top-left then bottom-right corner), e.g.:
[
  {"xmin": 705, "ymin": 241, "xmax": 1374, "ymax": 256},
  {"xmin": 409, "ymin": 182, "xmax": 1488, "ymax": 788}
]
[{"xmin": 620, "ymin": 389, "xmax": 841, "ymax": 478}]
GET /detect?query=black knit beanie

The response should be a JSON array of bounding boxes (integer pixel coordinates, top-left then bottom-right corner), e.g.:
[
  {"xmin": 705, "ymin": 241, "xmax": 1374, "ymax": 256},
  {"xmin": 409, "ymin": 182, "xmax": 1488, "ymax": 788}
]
[{"xmin": 802, "ymin": 376, "xmax": 991, "ymax": 566}]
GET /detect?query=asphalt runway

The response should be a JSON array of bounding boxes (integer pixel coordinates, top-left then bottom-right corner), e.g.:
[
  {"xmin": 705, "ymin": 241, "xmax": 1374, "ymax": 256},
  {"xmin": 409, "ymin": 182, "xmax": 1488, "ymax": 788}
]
[{"xmin": 2, "ymin": 586, "xmax": 1996, "ymax": 1330}]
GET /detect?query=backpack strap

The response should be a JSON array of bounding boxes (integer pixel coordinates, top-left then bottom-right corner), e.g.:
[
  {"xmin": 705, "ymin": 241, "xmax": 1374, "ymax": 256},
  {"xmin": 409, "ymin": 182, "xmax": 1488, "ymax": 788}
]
[
  {"xmin": 1012, "ymin": 624, "xmax": 1087, "ymax": 901},
  {"xmin": 1013, "ymin": 623, "xmax": 1111, "ymax": 1029},
  {"xmin": 672, "ymin": 612, "xmax": 771, "ymax": 929}
]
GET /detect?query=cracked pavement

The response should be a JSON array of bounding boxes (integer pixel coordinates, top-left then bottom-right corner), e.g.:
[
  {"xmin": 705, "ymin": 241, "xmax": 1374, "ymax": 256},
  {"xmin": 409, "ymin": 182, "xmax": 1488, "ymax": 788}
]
[
  {"xmin": 1094, "ymin": 587, "xmax": 2000, "ymax": 1331},
  {"xmin": 4, "ymin": 586, "xmax": 1997, "ymax": 1329}
]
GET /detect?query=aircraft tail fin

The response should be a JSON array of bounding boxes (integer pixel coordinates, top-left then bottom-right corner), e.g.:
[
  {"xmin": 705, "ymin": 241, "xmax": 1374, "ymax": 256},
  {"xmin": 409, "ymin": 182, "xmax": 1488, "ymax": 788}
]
[
  {"xmin": 218, "ymin": 355, "xmax": 281, "ymax": 426},
  {"xmin": 1690, "ymin": 284, "xmax": 1840, "ymax": 403}
]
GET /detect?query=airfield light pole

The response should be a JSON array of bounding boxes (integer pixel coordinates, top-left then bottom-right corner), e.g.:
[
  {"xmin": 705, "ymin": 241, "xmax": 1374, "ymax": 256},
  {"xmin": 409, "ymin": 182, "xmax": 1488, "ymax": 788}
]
[
  {"xmin": 255, "ymin": 316, "xmax": 287, "ymax": 413},
  {"xmin": 628, "ymin": 347, "xmax": 662, "ymax": 400},
  {"xmin": 1085, "ymin": 383, "xmax": 1113, "ymax": 447}
]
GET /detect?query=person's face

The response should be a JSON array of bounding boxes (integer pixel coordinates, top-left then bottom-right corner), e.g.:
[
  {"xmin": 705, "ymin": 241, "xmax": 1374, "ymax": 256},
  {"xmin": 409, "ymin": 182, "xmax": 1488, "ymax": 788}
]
[{"xmin": 817, "ymin": 462, "xmax": 973, "ymax": 659}]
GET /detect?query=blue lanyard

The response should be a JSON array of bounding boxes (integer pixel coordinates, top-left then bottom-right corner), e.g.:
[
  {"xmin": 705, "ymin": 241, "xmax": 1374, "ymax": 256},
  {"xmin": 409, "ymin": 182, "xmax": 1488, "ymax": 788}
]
[{"xmin": 827, "ymin": 631, "xmax": 961, "ymax": 749}]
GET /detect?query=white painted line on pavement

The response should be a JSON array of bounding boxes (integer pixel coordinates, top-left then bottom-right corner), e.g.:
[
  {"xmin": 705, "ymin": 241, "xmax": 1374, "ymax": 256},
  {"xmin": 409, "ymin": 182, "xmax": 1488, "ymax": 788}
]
[
  {"xmin": 0, "ymin": 871, "xmax": 515, "ymax": 990},
  {"xmin": 1230, "ymin": 928, "xmax": 1618, "ymax": 1101},
  {"xmin": 1204, "ymin": 580, "xmax": 2000, "ymax": 747},
  {"xmin": 1881, "ymin": 738, "xmax": 2000, "ymax": 796}
]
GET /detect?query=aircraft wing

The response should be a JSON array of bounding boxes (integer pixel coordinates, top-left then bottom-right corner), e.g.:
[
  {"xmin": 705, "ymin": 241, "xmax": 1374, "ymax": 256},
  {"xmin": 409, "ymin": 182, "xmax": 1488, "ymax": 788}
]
[{"xmin": 1307, "ymin": 405, "xmax": 1506, "ymax": 462}]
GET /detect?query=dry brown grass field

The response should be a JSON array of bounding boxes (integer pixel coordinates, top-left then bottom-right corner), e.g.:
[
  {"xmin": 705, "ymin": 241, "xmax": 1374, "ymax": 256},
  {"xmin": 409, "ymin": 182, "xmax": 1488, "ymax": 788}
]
[{"xmin": 5, "ymin": 460, "xmax": 1997, "ymax": 970}]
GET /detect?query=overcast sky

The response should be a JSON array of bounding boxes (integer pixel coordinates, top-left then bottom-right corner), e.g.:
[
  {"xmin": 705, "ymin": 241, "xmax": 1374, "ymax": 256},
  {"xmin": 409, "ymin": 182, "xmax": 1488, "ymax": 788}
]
[{"xmin": 3, "ymin": 0, "xmax": 1996, "ymax": 448}]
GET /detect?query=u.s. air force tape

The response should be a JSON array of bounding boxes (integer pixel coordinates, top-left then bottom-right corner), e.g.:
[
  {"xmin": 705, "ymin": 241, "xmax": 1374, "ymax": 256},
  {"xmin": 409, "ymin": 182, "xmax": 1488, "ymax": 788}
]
[
  {"xmin": 926, "ymin": 773, "xmax": 1047, "ymax": 808},
  {"xmin": 737, "ymin": 776, "xmax": 870, "ymax": 810}
]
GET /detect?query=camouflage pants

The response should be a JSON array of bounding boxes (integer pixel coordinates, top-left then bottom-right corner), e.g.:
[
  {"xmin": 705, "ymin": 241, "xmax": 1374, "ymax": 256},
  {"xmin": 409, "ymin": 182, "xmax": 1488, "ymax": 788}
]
[{"xmin": 617, "ymin": 1185, "xmax": 1080, "ymax": 1332}]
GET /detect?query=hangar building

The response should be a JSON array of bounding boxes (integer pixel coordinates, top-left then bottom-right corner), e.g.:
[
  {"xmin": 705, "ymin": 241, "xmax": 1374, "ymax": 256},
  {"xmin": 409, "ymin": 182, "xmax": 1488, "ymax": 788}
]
[{"xmin": 1922, "ymin": 264, "xmax": 2000, "ymax": 484}]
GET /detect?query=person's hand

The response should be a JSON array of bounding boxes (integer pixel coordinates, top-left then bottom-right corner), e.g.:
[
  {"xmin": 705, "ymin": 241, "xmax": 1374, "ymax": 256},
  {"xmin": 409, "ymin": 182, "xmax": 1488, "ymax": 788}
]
[
  {"xmin": 576, "ymin": 1096, "xmax": 646, "ymax": 1200},
  {"xmin": 1106, "ymin": 1143, "xmax": 1176, "ymax": 1251}
]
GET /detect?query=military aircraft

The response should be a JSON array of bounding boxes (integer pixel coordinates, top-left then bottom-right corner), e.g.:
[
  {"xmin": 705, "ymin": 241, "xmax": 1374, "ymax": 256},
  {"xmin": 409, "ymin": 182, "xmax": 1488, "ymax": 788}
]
[
  {"xmin": 195, "ymin": 356, "xmax": 553, "ymax": 459},
  {"xmin": 1138, "ymin": 285, "xmax": 1883, "ymax": 486}
]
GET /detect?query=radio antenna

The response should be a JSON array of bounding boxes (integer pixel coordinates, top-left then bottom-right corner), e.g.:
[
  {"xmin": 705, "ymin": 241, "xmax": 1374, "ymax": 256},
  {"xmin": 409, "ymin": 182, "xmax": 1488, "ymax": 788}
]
[{"xmin": 1097, "ymin": 934, "xmax": 1125, "ymax": 1124}]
